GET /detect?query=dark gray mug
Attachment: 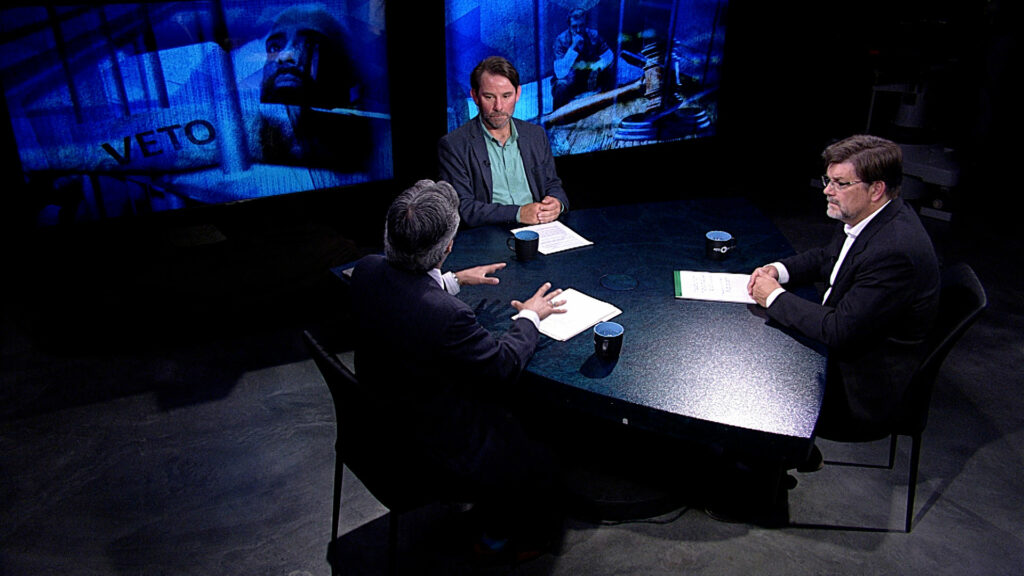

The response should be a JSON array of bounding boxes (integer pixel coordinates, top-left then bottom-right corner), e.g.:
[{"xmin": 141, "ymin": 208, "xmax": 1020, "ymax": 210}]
[{"xmin": 507, "ymin": 230, "xmax": 540, "ymax": 261}]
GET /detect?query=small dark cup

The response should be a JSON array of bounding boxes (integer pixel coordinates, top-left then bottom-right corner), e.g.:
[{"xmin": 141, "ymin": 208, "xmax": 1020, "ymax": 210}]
[
  {"xmin": 705, "ymin": 230, "xmax": 736, "ymax": 260},
  {"xmin": 593, "ymin": 321, "xmax": 624, "ymax": 359},
  {"xmin": 507, "ymin": 230, "xmax": 540, "ymax": 261}
]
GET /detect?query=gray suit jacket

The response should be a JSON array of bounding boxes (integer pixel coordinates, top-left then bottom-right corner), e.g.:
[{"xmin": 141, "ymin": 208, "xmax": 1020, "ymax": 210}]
[
  {"xmin": 438, "ymin": 117, "xmax": 569, "ymax": 227},
  {"xmin": 768, "ymin": 197, "xmax": 940, "ymax": 439}
]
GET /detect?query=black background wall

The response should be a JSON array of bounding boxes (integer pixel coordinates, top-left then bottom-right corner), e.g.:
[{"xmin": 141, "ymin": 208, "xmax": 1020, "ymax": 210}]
[
  {"xmin": 1, "ymin": 0, "xmax": 1019, "ymax": 349},
  {"xmin": 1, "ymin": 0, "xmax": 1018, "ymax": 241},
  {"xmin": 381, "ymin": 0, "xmax": 1018, "ymax": 229}
]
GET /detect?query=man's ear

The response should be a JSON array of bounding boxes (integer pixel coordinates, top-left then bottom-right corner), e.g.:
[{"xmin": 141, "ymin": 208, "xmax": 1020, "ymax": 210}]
[{"xmin": 869, "ymin": 181, "xmax": 888, "ymax": 202}]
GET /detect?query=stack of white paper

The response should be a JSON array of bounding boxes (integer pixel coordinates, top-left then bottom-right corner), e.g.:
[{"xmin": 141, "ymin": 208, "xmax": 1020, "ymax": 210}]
[
  {"xmin": 528, "ymin": 288, "xmax": 622, "ymax": 341},
  {"xmin": 510, "ymin": 221, "xmax": 593, "ymax": 254},
  {"xmin": 673, "ymin": 270, "xmax": 756, "ymax": 304}
]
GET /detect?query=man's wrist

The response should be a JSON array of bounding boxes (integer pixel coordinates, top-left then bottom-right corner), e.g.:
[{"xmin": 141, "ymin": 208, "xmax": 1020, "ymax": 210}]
[
  {"xmin": 765, "ymin": 287, "xmax": 785, "ymax": 308},
  {"xmin": 769, "ymin": 262, "xmax": 789, "ymax": 284},
  {"xmin": 511, "ymin": 309, "xmax": 541, "ymax": 329},
  {"xmin": 441, "ymin": 271, "xmax": 461, "ymax": 295}
]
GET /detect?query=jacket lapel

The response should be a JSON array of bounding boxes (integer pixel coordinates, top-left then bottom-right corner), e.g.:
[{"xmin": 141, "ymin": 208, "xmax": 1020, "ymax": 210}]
[
  {"xmin": 830, "ymin": 197, "xmax": 903, "ymax": 297},
  {"xmin": 470, "ymin": 118, "xmax": 493, "ymax": 201}
]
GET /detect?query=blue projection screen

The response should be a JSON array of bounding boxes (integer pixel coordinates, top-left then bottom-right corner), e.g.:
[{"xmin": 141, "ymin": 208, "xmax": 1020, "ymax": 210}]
[
  {"xmin": 1, "ymin": 0, "xmax": 392, "ymax": 225},
  {"xmin": 444, "ymin": 0, "xmax": 727, "ymax": 157}
]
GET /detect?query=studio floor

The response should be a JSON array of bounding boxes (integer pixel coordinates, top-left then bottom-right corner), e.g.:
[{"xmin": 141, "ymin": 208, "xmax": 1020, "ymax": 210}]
[{"xmin": 2, "ymin": 189, "xmax": 1022, "ymax": 575}]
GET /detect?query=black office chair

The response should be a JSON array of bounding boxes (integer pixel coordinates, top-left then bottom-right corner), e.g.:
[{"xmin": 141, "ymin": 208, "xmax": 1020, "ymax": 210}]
[
  {"xmin": 815, "ymin": 263, "xmax": 987, "ymax": 532},
  {"xmin": 890, "ymin": 262, "xmax": 987, "ymax": 532},
  {"xmin": 302, "ymin": 330, "xmax": 455, "ymax": 575}
]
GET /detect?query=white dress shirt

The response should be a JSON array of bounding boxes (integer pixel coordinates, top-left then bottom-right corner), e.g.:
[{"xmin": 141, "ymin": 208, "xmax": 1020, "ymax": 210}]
[{"xmin": 765, "ymin": 200, "xmax": 890, "ymax": 307}]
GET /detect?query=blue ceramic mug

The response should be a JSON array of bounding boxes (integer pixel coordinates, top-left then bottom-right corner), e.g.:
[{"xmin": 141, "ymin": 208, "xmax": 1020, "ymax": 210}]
[{"xmin": 594, "ymin": 321, "xmax": 624, "ymax": 358}]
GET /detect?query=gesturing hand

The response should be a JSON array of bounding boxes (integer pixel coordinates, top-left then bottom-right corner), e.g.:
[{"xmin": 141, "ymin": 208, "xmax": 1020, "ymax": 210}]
[
  {"xmin": 511, "ymin": 282, "xmax": 567, "ymax": 321},
  {"xmin": 455, "ymin": 262, "xmax": 506, "ymax": 286}
]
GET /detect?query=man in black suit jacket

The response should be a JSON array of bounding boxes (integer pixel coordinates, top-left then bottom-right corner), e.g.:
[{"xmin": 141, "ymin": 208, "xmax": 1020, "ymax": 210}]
[
  {"xmin": 438, "ymin": 56, "xmax": 570, "ymax": 227},
  {"xmin": 748, "ymin": 134, "xmax": 940, "ymax": 460},
  {"xmin": 350, "ymin": 179, "xmax": 567, "ymax": 554}
]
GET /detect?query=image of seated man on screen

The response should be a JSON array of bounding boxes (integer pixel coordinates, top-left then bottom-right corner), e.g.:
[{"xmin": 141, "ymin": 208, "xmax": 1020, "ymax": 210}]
[{"xmin": 552, "ymin": 8, "xmax": 615, "ymax": 110}]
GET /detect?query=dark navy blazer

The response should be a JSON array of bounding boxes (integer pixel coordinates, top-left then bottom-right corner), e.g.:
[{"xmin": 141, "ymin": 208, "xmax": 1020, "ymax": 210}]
[
  {"xmin": 768, "ymin": 197, "xmax": 940, "ymax": 439},
  {"xmin": 438, "ymin": 117, "xmax": 569, "ymax": 227}
]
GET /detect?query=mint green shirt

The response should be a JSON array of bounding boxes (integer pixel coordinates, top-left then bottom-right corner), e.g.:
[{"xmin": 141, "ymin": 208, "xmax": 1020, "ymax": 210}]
[{"xmin": 481, "ymin": 118, "xmax": 533, "ymax": 216}]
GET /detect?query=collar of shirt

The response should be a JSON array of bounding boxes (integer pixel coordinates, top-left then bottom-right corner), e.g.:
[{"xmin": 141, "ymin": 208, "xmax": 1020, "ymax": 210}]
[
  {"xmin": 821, "ymin": 199, "xmax": 892, "ymax": 304},
  {"xmin": 427, "ymin": 268, "xmax": 445, "ymax": 290},
  {"xmin": 479, "ymin": 115, "xmax": 518, "ymax": 147},
  {"xmin": 482, "ymin": 119, "xmax": 532, "ymax": 209},
  {"xmin": 845, "ymin": 198, "xmax": 891, "ymax": 240}
]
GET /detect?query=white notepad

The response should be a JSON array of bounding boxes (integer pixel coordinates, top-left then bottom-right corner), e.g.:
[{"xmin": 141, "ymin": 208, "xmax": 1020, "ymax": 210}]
[
  {"xmin": 673, "ymin": 270, "xmax": 756, "ymax": 304},
  {"xmin": 510, "ymin": 221, "xmax": 593, "ymax": 255},
  {"xmin": 523, "ymin": 288, "xmax": 622, "ymax": 341}
]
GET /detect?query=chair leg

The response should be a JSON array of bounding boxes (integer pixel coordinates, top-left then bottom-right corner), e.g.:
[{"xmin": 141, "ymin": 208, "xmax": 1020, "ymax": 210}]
[
  {"xmin": 331, "ymin": 455, "xmax": 343, "ymax": 576},
  {"xmin": 388, "ymin": 512, "xmax": 400, "ymax": 576},
  {"xmin": 888, "ymin": 434, "xmax": 898, "ymax": 469},
  {"xmin": 906, "ymin": 434, "xmax": 922, "ymax": 533}
]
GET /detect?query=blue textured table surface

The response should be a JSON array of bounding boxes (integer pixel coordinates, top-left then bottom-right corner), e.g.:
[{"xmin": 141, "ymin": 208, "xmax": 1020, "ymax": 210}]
[{"xmin": 445, "ymin": 198, "xmax": 826, "ymax": 465}]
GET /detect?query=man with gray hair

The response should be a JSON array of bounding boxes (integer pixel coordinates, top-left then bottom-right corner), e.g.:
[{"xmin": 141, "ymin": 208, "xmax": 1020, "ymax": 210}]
[{"xmin": 350, "ymin": 179, "xmax": 567, "ymax": 559}]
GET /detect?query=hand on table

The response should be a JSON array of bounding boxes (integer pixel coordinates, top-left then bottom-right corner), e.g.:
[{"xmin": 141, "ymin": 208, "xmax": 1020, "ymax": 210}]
[
  {"xmin": 520, "ymin": 196, "xmax": 563, "ymax": 225},
  {"xmin": 747, "ymin": 265, "xmax": 781, "ymax": 308},
  {"xmin": 512, "ymin": 282, "xmax": 567, "ymax": 321}
]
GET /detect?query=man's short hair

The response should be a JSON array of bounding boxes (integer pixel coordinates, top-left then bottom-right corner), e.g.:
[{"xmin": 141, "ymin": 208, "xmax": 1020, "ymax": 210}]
[
  {"xmin": 470, "ymin": 56, "xmax": 521, "ymax": 92},
  {"xmin": 384, "ymin": 180, "xmax": 460, "ymax": 272},
  {"xmin": 823, "ymin": 134, "xmax": 903, "ymax": 197}
]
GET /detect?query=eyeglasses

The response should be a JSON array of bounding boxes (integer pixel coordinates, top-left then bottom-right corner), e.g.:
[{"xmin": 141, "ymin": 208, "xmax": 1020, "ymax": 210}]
[{"xmin": 821, "ymin": 175, "xmax": 865, "ymax": 190}]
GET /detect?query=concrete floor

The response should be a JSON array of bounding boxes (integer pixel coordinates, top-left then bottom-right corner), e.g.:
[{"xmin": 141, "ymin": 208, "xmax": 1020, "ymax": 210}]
[{"xmin": 2, "ymin": 191, "xmax": 1022, "ymax": 575}]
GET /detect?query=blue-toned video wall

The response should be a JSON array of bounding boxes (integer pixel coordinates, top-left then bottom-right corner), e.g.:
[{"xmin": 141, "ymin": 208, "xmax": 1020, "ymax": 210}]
[
  {"xmin": 444, "ymin": 0, "xmax": 727, "ymax": 157},
  {"xmin": 1, "ymin": 0, "xmax": 392, "ymax": 224}
]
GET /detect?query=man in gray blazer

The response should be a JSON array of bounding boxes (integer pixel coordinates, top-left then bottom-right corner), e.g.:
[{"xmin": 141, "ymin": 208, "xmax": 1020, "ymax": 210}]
[
  {"xmin": 351, "ymin": 179, "xmax": 567, "ymax": 555},
  {"xmin": 748, "ymin": 134, "xmax": 940, "ymax": 466},
  {"xmin": 438, "ymin": 56, "xmax": 570, "ymax": 227}
]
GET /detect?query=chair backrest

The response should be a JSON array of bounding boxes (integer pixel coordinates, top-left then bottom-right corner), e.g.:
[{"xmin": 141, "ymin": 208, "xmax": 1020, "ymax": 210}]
[
  {"xmin": 897, "ymin": 263, "xmax": 987, "ymax": 434},
  {"xmin": 302, "ymin": 330, "xmax": 424, "ymax": 510}
]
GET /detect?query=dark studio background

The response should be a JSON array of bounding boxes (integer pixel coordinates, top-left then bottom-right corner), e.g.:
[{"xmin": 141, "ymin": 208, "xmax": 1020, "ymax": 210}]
[
  {"xmin": 1, "ymin": 0, "xmax": 1019, "ymax": 375},
  {"xmin": 2, "ymin": 2, "xmax": 1022, "ymax": 575}
]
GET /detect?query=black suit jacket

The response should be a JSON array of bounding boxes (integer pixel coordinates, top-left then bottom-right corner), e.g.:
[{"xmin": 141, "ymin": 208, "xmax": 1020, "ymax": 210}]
[
  {"xmin": 350, "ymin": 254, "xmax": 540, "ymax": 477},
  {"xmin": 438, "ymin": 117, "xmax": 569, "ymax": 227},
  {"xmin": 768, "ymin": 197, "xmax": 940, "ymax": 439}
]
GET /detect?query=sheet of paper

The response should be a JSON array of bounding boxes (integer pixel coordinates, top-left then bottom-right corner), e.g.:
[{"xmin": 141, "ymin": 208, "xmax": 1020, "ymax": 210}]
[
  {"xmin": 510, "ymin": 221, "xmax": 593, "ymax": 255},
  {"xmin": 673, "ymin": 270, "xmax": 756, "ymax": 304},
  {"xmin": 521, "ymin": 288, "xmax": 622, "ymax": 342}
]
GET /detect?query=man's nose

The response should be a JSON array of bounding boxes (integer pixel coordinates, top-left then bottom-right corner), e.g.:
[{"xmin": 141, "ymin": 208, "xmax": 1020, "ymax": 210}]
[{"xmin": 277, "ymin": 42, "xmax": 298, "ymax": 63}]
